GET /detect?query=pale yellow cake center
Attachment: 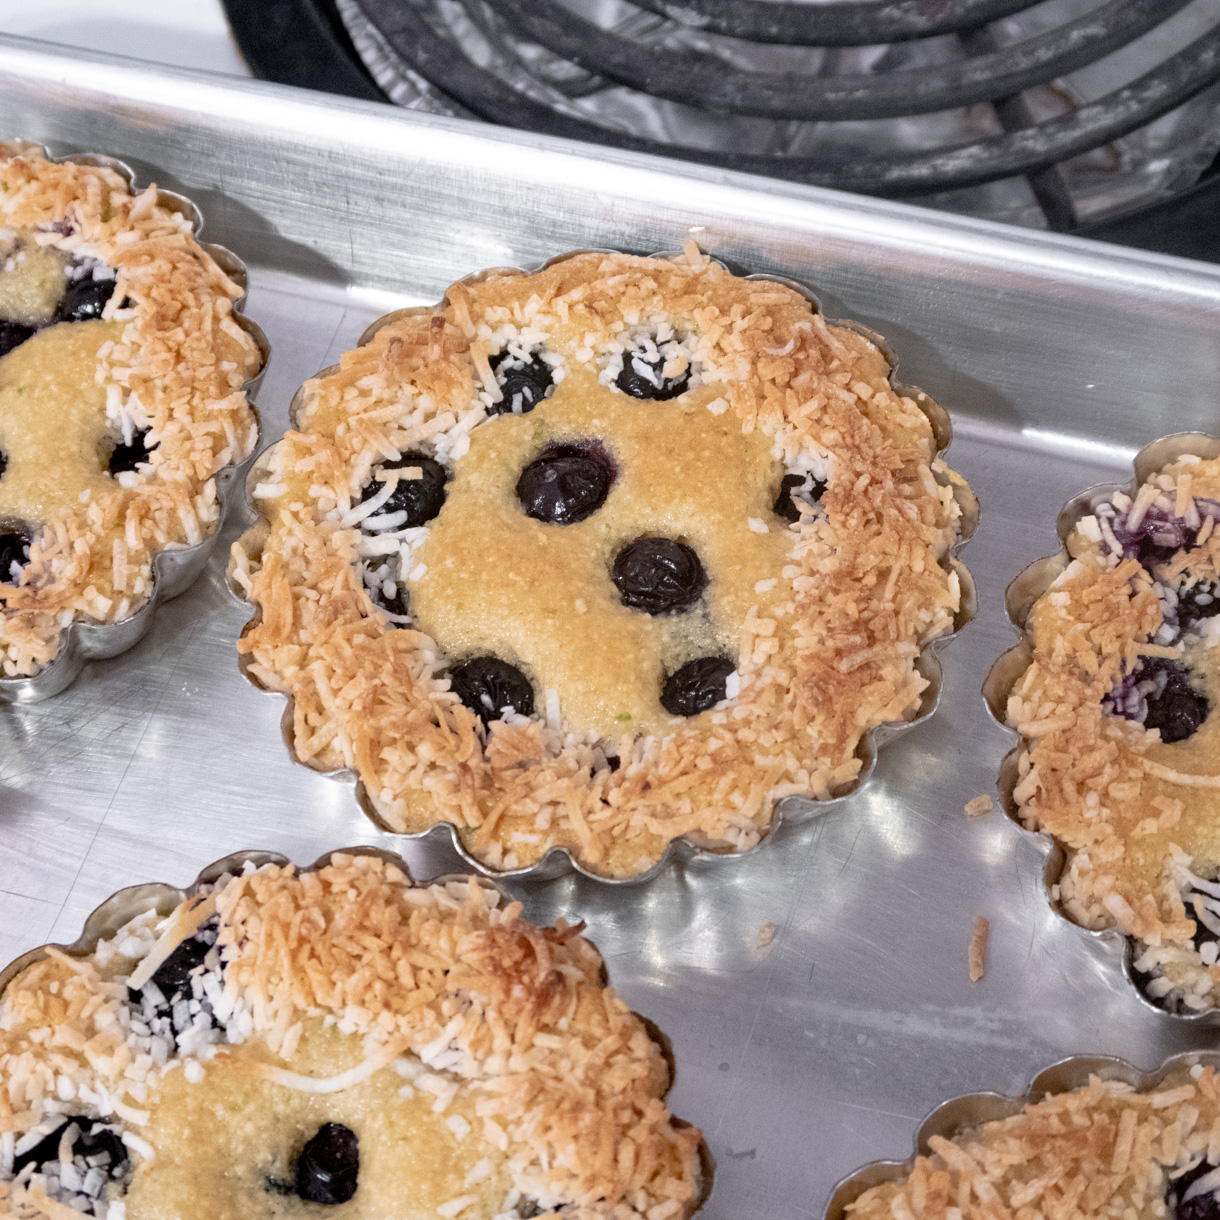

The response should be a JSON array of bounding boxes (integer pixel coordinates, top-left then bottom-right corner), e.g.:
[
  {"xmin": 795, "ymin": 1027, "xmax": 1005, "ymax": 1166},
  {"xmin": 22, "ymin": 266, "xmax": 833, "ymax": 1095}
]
[
  {"xmin": 0, "ymin": 230, "xmax": 69, "ymax": 326},
  {"xmin": 0, "ymin": 318, "xmax": 123, "ymax": 524},
  {"xmin": 409, "ymin": 365, "xmax": 793, "ymax": 739},
  {"xmin": 126, "ymin": 1021, "xmax": 511, "ymax": 1220}
]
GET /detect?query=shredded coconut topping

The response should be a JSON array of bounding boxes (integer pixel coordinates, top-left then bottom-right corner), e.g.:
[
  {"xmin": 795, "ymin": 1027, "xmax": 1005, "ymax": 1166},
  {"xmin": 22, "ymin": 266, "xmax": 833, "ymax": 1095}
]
[
  {"xmin": 0, "ymin": 145, "xmax": 261, "ymax": 679},
  {"xmin": 235, "ymin": 249, "xmax": 966, "ymax": 877},
  {"xmin": 1008, "ymin": 453, "xmax": 1220, "ymax": 1012},
  {"xmin": 0, "ymin": 855, "xmax": 702, "ymax": 1219},
  {"xmin": 846, "ymin": 1068, "xmax": 1220, "ymax": 1220}
]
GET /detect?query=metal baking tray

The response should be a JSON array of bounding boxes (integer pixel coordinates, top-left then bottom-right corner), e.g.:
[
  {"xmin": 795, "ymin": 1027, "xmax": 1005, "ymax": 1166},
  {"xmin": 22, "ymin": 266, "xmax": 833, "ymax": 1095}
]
[
  {"xmin": 230, "ymin": 249, "xmax": 977, "ymax": 884},
  {"xmin": 0, "ymin": 145, "xmax": 269, "ymax": 702},
  {"xmin": 4, "ymin": 34, "xmax": 1220, "ymax": 1220}
]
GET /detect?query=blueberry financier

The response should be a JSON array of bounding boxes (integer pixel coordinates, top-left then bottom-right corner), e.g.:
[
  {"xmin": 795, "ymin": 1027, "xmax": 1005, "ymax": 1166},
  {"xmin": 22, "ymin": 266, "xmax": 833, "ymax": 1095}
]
[
  {"xmin": 1008, "ymin": 452, "xmax": 1220, "ymax": 1013},
  {"xmin": 0, "ymin": 144, "xmax": 261, "ymax": 678},
  {"xmin": 0, "ymin": 853, "xmax": 705, "ymax": 1219},
  {"xmin": 844, "ymin": 1065, "xmax": 1220, "ymax": 1220},
  {"xmin": 234, "ymin": 246, "xmax": 968, "ymax": 877}
]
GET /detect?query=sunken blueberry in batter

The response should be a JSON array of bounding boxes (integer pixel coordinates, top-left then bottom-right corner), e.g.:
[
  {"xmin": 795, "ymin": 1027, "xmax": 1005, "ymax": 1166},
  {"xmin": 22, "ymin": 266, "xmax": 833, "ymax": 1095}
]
[
  {"xmin": 449, "ymin": 655, "xmax": 535, "ymax": 723},
  {"xmin": 612, "ymin": 537, "xmax": 706, "ymax": 615},
  {"xmin": 661, "ymin": 656, "xmax": 735, "ymax": 716},
  {"xmin": 515, "ymin": 442, "xmax": 614, "ymax": 525},
  {"xmin": 294, "ymin": 1124, "xmax": 360, "ymax": 1205},
  {"xmin": 358, "ymin": 453, "xmax": 448, "ymax": 530},
  {"xmin": 489, "ymin": 348, "xmax": 554, "ymax": 414}
]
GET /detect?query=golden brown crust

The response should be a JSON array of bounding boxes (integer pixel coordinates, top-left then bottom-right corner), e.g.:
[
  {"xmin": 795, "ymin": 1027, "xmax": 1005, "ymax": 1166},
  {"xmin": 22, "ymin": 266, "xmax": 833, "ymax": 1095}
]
[
  {"xmin": 846, "ymin": 1067, "xmax": 1220, "ymax": 1220},
  {"xmin": 0, "ymin": 148, "xmax": 261, "ymax": 677},
  {"xmin": 235, "ymin": 248, "xmax": 965, "ymax": 876},
  {"xmin": 0, "ymin": 855, "xmax": 703, "ymax": 1219},
  {"xmin": 1009, "ymin": 454, "xmax": 1220, "ymax": 1010}
]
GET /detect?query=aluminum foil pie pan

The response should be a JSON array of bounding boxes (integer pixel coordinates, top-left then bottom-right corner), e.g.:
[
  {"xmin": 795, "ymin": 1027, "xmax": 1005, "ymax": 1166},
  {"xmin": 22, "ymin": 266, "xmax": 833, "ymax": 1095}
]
[
  {"xmin": 822, "ymin": 1048, "xmax": 1220, "ymax": 1219},
  {"xmin": 0, "ymin": 844, "xmax": 715, "ymax": 1218},
  {"xmin": 982, "ymin": 431, "xmax": 1220, "ymax": 1024},
  {"xmin": 231, "ymin": 248, "xmax": 977, "ymax": 884},
  {"xmin": 0, "ymin": 144, "xmax": 269, "ymax": 704}
]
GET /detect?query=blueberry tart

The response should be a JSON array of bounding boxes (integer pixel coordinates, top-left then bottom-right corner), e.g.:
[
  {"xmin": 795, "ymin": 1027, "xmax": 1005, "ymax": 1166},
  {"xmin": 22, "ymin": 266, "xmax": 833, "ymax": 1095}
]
[
  {"xmin": 843, "ymin": 1063, "xmax": 1220, "ymax": 1220},
  {"xmin": 0, "ymin": 852, "xmax": 705, "ymax": 1219},
  {"xmin": 0, "ymin": 144, "xmax": 262, "ymax": 681},
  {"xmin": 1001, "ymin": 444, "xmax": 1220, "ymax": 1014},
  {"xmin": 234, "ymin": 247, "xmax": 970, "ymax": 877}
]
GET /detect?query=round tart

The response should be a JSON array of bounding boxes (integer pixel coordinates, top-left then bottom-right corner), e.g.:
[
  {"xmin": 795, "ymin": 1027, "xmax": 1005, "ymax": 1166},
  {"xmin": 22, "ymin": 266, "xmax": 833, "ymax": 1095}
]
[
  {"xmin": 998, "ymin": 442, "xmax": 1220, "ymax": 1014},
  {"xmin": 234, "ymin": 247, "xmax": 970, "ymax": 877},
  {"xmin": 0, "ymin": 144, "xmax": 263, "ymax": 683},
  {"xmin": 0, "ymin": 852, "xmax": 706, "ymax": 1219},
  {"xmin": 840, "ymin": 1060, "xmax": 1220, "ymax": 1220}
]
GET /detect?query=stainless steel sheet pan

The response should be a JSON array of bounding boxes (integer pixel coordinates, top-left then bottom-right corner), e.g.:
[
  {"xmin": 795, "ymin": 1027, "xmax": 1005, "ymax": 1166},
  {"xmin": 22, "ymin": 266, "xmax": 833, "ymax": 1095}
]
[{"xmin": 2, "ymin": 35, "xmax": 1220, "ymax": 1220}]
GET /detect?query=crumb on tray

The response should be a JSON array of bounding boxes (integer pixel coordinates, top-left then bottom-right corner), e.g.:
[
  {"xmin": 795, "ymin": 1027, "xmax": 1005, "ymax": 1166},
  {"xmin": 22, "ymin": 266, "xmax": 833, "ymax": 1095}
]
[
  {"xmin": 969, "ymin": 916, "xmax": 989, "ymax": 982},
  {"xmin": 964, "ymin": 793, "xmax": 994, "ymax": 817}
]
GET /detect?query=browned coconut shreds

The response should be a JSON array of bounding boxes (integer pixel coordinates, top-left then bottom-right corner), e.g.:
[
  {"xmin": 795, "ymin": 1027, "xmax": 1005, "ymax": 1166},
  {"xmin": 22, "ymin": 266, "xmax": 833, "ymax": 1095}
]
[
  {"xmin": 1008, "ymin": 455, "xmax": 1220, "ymax": 1010},
  {"xmin": 0, "ymin": 854, "xmax": 704, "ymax": 1219},
  {"xmin": 846, "ymin": 1065, "xmax": 1220, "ymax": 1220},
  {"xmin": 234, "ymin": 247, "xmax": 966, "ymax": 876},
  {"xmin": 0, "ymin": 145, "xmax": 261, "ymax": 678}
]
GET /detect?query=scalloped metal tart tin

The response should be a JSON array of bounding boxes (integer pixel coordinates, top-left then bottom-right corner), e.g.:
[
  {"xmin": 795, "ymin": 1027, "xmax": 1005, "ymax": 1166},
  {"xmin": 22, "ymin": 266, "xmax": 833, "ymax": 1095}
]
[
  {"xmin": 985, "ymin": 431, "xmax": 1220, "ymax": 1019},
  {"xmin": 0, "ymin": 140, "xmax": 267, "ymax": 707},
  {"xmin": 0, "ymin": 849, "xmax": 712, "ymax": 1220},
  {"xmin": 824, "ymin": 1049, "xmax": 1220, "ymax": 1220},
  {"xmin": 229, "ymin": 245, "xmax": 971, "ymax": 878}
]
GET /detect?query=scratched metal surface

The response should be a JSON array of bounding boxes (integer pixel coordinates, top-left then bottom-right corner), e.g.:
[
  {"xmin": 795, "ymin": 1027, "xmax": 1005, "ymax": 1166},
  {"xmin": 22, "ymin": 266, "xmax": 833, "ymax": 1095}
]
[{"xmin": 2, "ymin": 35, "xmax": 1220, "ymax": 1220}]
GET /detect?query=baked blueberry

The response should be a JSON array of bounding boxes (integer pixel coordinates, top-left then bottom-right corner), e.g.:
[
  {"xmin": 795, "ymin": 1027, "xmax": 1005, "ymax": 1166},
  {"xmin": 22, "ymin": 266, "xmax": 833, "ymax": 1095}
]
[
  {"xmin": 359, "ymin": 452, "xmax": 448, "ymax": 529},
  {"xmin": 13, "ymin": 1118, "xmax": 128, "ymax": 1177},
  {"xmin": 0, "ymin": 524, "xmax": 31, "ymax": 582},
  {"xmin": 489, "ymin": 349, "xmax": 553, "ymax": 415},
  {"xmin": 368, "ymin": 574, "xmax": 409, "ymax": 618},
  {"xmin": 517, "ymin": 443, "xmax": 613, "ymax": 525},
  {"xmin": 0, "ymin": 318, "xmax": 35, "ymax": 357},
  {"xmin": 1169, "ymin": 1154, "xmax": 1220, "ymax": 1220},
  {"xmin": 295, "ymin": 1123, "xmax": 360, "ymax": 1205},
  {"xmin": 773, "ymin": 472, "xmax": 826, "ymax": 522},
  {"xmin": 56, "ymin": 276, "xmax": 118, "ymax": 323},
  {"xmin": 615, "ymin": 352, "xmax": 690, "ymax": 401},
  {"xmin": 450, "ymin": 656, "xmax": 535, "ymax": 724},
  {"xmin": 1107, "ymin": 657, "xmax": 1209, "ymax": 743},
  {"xmin": 613, "ymin": 538, "xmax": 706, "ymax": 615},
  {"xmin": 129, "ymin": 925, "xmax": 218, "ymax": 1007},
  {"xmin": 661, "ymin": 656, "xmax": 735, "ymax": 716},
  {"xmin": 1142, "ymin": 659, "xmax": 1209, "ymax": 744},
  {"xmin": 108, "ymin": 426, "xmax": 156, "ymax": 476},
  {"xmin": 1177, "ymin": 579, "xmax": 1220, "ymax": 632},
  {"xmin": 1191, "ymin": 900, "xmax": 1219, "ymax": 951},
  {"xmin": 1106, "ymin": 502, "xmax": 1195, "ymax": 569},
  {"xmin": 0, "ymin": 447, "xmax": 6, "ymax": 479}
]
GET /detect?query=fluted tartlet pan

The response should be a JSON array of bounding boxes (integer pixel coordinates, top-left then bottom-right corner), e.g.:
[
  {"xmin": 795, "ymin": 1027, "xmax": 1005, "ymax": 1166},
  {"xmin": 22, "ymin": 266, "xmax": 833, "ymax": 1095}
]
[
  {"xmin": 823, "ymin": 1048, "xmax": 1220, "ymax": 1220},
  {"xmin": 982, "ymin": 431, "xmax": 1220, "ymax": 1023},
  {"xmin": 0, "ymin": 845, "xmax": 714, "ymax": 1218},
  {"xmin": 0, "ymin": 145, "xmax": 268, "ymax": 703},
  {"xmin": 231, "ymin": 248, "xmax": 976, "ymax": 884}
]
